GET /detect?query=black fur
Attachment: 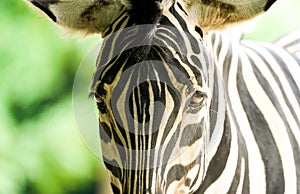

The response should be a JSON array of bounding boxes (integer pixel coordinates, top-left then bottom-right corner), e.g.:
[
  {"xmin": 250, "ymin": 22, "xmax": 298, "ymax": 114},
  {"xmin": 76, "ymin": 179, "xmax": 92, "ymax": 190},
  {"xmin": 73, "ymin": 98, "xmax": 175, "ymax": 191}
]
[
  {"xmin": 30, "ymin": 0, "xmax": 58, "ymax": 22},
  {"xmin": 128, "ymin": 0, "xmax": 162, "ymax": 24},
  {"xmin": 264, "ymin": 0, "xmax": 277, "ymax": 11}
]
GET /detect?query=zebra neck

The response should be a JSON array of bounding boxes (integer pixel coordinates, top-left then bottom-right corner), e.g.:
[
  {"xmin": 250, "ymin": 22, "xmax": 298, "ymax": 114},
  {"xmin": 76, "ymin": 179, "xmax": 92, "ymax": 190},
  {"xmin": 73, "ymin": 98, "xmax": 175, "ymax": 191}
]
[
  {"xmin": 194, "ymin": 42, "xmax": 238, "ymax": 190},
  {"xmin": 199, "ymin": 32, "xmax": 250, "ymax": 193}
]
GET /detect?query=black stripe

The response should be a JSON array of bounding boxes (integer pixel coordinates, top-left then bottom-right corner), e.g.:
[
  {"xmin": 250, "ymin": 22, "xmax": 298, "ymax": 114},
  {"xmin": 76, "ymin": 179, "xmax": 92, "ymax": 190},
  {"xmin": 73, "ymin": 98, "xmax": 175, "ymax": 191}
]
[
  {"xmin": 155, "ymin": 31, "xmax": 184, "ymax": 56},
  {"xmin": 264, "ymin": 0, "xmax": 276, "ymax": 11},
  {"xmin": 111, "ymin": 183, "xmax": 121, "ymax": 194},
  {"xmin": 156, "ymin": 22, "xmax": 188, "ymax": 56},
  {"xmin": 168, "ymin": 4, "xmax": 201, "ymax": 54},
  {"xmin": 208, "ymin": 59, "xmax": 220, "ymax": 138},
  {"xmin": 103, "ymin": 9, "xmax": 128, "ymax": 37},
  {"xmin": 265, "ymin": 47, "xmax": 300, "ymax": 105},
  {"xmin": 226, "ymin": 153, "xmax": 242, "ymax": 193},
  {"xmin": 195, "ymin": 26, "xmax": 203, "ymax": 38},
  {"xmin": 237, "ymin": 61, "xmax": 285, "ymax": 194},
  {"xmin": 247, "ymin": 54, "xmax": 295, "ymax": 127},
  {"xmin": 161, "ymin": 123, "xmax": 181, "ymax": 177},
  {"xmin": 179, "ymin": 121, "xmax": 204, "ymax": 147},
  {"xmin": 246, "ymin": 52, "xmax": 300, "ymax": 194},
  {"xmin": 176, "ymin": 2, "xmax": 188, "ymax": 15},
  {"xmin": 249, "ymin": 52, "xmax": 300, "ymax": 129},
  {"xmin": 225, "ymin": 57, "xmax": 251, "ymax": 194},
  {"xmin": 160, "ymin": 84, "xmax": 181, "ymax": 144},
  {"xmin": 169, "ymin": 4, "xmax": 188, "ymax": 32},
  {"xmin": 129, "ymin": 0, "xmax": 162, "ymax": 24},
  {"xmin": 190, "ymin": 157, "xmax": 202, "ymax": 189},
  {"xmin": 194, "ymin": 114, "xmax": 232, "ymax": 193},
  {"xmin": 227, "ymin": 130, "xmax": 250, "ymax": 194},
  {"xmin": 152, "ymin": 47, "xmax": 191, "ymax": 85},
  {"xmin": 222, "ymin": 36, "xmax": 233, "ymax": 87},
  {"xmin": 150, "ymin": 81, "xmax": 166, "ymax": 149},
  {"xmin": 239, "ymin": 130, "xmax": 250, "ymax": 194},
  {"xmin": 99, "ymin": 122, "xmax": 112, "ymax": 143},
  {"xmin": 288, "ymin": 129, "xmax": 300, "ymax": 194},
  {"xmin": 280, "ymin": 38, "xmax": 300, "ymax": 49},
  {"xmin": 159, "ymin": 15, "xmax": 176, "ymax": 28},
  {"xmin": 166, "ymin": 164, "xmax": 187, "ymax": 185},
  {"xmin": 31, "ymin": 0, "xmax": 57, "ymax": 22},
  {"xmin": 104, "ymin": 160, "xmax": 122, "ymax": 183},
  {"xmin": 134, "ymin": 81, "xmax": 150, "ymax": 124},
  {"xmin": 244, "ymin": 45, "xmax": 300, "ymax": 128},
  {"xmin": 191, "ymin": 55, "xmax": 203, "ymax": 72}
]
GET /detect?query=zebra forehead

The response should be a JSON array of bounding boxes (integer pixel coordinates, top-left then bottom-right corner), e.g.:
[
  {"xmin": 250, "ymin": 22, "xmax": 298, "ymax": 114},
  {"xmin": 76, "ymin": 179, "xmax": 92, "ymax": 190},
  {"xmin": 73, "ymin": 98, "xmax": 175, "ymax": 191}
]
[
  {"xmin": 91, "ymin": 35, "xmax": 207, "ymax": 97},
  {"xmin": 99, "ymin": 59, "xmax": 202, "ymax": 96}
]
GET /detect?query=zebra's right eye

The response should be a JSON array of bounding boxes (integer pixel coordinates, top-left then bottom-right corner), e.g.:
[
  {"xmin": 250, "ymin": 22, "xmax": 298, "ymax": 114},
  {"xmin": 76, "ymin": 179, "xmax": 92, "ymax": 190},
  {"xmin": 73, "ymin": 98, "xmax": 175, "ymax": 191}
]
[
  {"xmin": 189, "ymin": 91, "xmax": 206, "ymax": 108},
  {"xmin": 94, "ymin": 93, "xmax": 102, "ymax": 103}
]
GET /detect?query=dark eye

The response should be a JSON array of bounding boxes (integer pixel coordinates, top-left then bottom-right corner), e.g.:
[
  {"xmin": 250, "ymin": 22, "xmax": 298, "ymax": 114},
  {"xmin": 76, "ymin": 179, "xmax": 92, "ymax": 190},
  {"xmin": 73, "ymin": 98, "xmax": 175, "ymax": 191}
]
[{"xmin": 189, "ymin": 91, "xmax": 206, "ymax": 108}]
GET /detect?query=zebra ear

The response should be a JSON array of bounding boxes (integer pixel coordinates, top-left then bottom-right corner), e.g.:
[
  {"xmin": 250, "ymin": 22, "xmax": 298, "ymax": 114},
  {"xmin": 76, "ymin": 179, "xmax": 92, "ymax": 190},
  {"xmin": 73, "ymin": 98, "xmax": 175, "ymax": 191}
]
[
  {"xmin": 185, "ymin": 0, "xmax": 277, "ymax": 32},
  {"xmin": 27, "ymin": 0, "xmax": 130, "ymax": 35}
]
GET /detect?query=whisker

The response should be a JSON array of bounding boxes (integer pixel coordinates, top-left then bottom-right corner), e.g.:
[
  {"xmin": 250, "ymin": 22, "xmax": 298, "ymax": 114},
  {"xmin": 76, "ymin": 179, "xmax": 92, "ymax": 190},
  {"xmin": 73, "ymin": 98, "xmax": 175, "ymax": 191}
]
[{"xmin": 209, "ymin": 108, "xmax": 218, "ymax": 114}]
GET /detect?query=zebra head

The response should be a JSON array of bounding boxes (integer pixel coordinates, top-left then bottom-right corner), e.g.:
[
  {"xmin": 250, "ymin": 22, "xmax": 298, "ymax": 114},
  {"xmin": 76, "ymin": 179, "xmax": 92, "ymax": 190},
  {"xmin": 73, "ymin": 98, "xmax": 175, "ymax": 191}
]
[
  {"xmin": 91, "ymin": 23, "xmax": 215, "ymax": 193},
  {"xmin": 88, "ymin": 1, "xmax": 276, "ymax": 193},
  {"xmin": 28, "ymin": 0, "xmax": 277, "ymax": 193}
]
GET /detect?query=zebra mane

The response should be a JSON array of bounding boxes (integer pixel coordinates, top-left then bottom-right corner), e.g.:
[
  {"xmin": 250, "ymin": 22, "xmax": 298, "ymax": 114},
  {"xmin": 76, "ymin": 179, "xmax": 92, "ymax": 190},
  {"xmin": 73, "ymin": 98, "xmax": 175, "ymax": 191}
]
[{"xmin": 128, "ymin": 0, "xmax": 162, "ymax": 24}]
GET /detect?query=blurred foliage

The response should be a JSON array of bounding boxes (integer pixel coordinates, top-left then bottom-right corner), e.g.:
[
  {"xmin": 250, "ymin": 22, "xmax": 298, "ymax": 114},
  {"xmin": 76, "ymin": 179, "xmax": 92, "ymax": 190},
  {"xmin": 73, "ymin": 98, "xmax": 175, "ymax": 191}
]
[
  {"xmin": 244, "ymin": 0, "xmax": 300, "ymax": 41},
  {"xmin": 0, "ymin": 0, "xmax": 299, "ymax": 194},
  {"xmin": 0, "ymin": 1, "xmax": 108, "ymax": 194}
]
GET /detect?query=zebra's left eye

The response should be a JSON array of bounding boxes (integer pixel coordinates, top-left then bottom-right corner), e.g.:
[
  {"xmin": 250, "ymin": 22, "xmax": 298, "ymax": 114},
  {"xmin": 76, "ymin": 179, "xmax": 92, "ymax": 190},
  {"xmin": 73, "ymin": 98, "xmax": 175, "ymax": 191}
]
[
  {"xmin": 189, "ymin": 91, "xmax": 206, "ymax": 108},
  {"xmin": 93, "ymin": 93, "xmax": 107, "ymax": 114},
  {"xmin": 94, "ymin": 93, "xmax": 102, "ymax": 103}
]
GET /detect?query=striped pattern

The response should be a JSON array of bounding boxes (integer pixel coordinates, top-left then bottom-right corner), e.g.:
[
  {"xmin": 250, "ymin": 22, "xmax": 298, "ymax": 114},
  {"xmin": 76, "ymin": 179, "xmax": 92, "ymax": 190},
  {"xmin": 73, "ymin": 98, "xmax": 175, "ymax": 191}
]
[
  {"xmin": 90, "ymin": 2, "xmax": 300, "ymax": 194},
  {"xmin": 205, "ymin": 32, "xmax": 300, "ymax": 193},
  {"xmin": 276, "ymin": 30, "xmax": 300, "ymax": 60}
]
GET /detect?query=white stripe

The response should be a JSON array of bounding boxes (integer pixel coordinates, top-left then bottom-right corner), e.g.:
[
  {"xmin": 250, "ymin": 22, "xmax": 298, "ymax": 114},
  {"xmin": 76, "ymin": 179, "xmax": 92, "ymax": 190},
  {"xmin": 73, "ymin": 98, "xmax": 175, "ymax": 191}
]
[
  {"xmin": 243, "ymin": 42, "xmax": 300, "ymax": 147},
  {"xmin": 236, "ymin": 158, "xmax": 245, "ymax": 194},
  {"xmin": 227, "ymin": 45, "xmax": 266, "ymax": 194},
  {"xmin": 242, "ymin": 49, "xmax": 297, "ymax": 194}
]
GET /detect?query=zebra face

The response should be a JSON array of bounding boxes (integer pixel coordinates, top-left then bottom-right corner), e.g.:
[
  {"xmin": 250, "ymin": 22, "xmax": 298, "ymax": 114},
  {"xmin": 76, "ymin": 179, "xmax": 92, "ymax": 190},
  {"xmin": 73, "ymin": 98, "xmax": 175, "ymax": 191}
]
[
  {"xmin": 94, "ymin": 58, "xmax": 210, "ymax": 155},
  {"xmin": 94, "ymin": 64, "xmax": 210, "ymax": 193},
  {"xmin": 91, "ymin": 22, "xmax": 214, "ymax": 192}
]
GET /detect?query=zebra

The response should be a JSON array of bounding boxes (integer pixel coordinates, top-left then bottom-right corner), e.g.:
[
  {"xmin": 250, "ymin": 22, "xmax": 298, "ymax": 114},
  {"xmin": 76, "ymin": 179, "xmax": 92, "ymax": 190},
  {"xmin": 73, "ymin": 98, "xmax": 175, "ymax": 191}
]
[{"xmin": 27, "ymin": 0, "xmax": 300, "ymax": 193}]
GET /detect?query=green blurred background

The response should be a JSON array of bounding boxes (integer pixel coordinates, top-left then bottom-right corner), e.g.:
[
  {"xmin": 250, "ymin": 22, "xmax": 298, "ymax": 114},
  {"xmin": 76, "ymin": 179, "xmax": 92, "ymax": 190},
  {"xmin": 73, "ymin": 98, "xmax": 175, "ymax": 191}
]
[{"xmin": 0, "ymin": 0, "xmax": 299, "ymax": 194}]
